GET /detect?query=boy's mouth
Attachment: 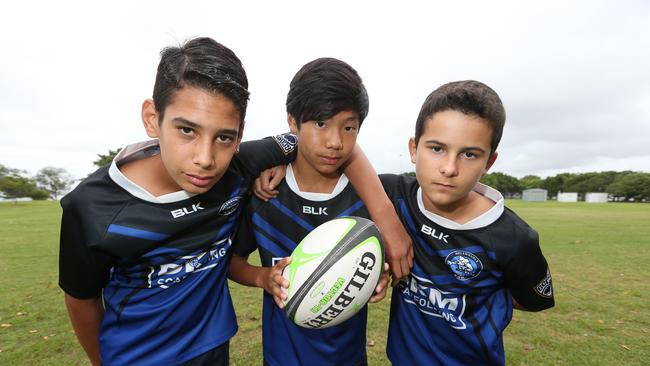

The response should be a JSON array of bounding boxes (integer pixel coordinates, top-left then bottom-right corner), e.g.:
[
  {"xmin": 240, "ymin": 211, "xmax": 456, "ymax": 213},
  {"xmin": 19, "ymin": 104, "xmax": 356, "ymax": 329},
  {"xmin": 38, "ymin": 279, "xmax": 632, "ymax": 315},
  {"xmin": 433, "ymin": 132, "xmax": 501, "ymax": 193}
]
[
  {"xmin": 319, "ymin": 155, "xmax": 341, "ymax": 165},
  {"xmin": 186, "ymin": 173, "xmax": 214, "ymax": 187},
  {"xmin": 433, "ymin": 182, "xmax": 455, "ymax": 189}
]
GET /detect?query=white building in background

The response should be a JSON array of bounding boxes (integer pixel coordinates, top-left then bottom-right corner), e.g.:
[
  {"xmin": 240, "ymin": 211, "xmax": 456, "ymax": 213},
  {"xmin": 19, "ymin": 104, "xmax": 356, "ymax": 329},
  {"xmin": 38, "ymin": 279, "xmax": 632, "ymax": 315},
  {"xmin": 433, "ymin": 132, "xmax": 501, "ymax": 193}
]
[
  {"xmin": 522, "ymin": 188, "xmax": 547, "ymax": 202},
  {"xmin": 557, "ymin": 192, "xmax": 578, "ymax": 202},
  {"xmin": 585, "ymin": 192, "xmax": 608, "ymax": 203},
  {"xmin": 0, "ymin": 197, "xmax": 33, "ymax": 202}
]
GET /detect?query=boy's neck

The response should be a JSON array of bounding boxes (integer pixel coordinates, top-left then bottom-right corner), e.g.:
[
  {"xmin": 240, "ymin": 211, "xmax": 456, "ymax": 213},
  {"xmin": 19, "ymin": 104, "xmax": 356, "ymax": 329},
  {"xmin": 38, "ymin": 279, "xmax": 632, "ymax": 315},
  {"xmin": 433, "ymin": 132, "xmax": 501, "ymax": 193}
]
[
  {"xmin": 290, "ymin": 159, "xmax": 342, "ymax": 194},
  {"xmin": 120, "ymin": 154, "xmax": 181, "ymax": 197},
  {"xmin": 423, "ymin": 189, "xmax": 496, "ymax": 225}
]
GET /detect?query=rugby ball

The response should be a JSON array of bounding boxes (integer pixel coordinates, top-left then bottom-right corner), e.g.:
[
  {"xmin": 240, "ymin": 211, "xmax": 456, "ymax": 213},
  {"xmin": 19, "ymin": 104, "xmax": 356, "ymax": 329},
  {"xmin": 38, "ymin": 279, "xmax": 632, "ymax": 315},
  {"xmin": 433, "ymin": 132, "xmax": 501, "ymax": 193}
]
[{"xmin": 282, "ymin": 216, "xmax": 384, "ymax": 329}]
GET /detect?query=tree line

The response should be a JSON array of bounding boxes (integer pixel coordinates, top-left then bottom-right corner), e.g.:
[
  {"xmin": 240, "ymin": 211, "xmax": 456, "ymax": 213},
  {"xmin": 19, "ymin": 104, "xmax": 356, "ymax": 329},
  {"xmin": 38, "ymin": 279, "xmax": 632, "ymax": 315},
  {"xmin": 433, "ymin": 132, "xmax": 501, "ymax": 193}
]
[
  {"xmin": 478, "ymin": 171, "xmax": 650, "ymax": 201},
  {"xmin": 2, "ymin": 149, "xmax": 649, "ymax": 201},
  {"xmin": 0, "ymin": 164, "xmax": 73, "ymax": 200},
  {"xmin": 0, "ymin": 150, "xmax": 120, "ymax": 200},
  {"xmin": 406, "ymin": 170, "xmax": 650, "ymax": 202}
]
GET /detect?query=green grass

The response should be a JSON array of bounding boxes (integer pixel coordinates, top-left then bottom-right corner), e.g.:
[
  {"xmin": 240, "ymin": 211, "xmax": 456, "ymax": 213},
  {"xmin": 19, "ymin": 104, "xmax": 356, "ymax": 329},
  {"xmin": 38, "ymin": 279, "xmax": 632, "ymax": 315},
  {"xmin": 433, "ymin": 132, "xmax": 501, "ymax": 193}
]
[
  {"xmin": 502, "ymin": 201, "xmax": 650, "ymax": 365},
  {"xmin": 1, "ymin": 200, "xmax": 649, "ymax": 365}
]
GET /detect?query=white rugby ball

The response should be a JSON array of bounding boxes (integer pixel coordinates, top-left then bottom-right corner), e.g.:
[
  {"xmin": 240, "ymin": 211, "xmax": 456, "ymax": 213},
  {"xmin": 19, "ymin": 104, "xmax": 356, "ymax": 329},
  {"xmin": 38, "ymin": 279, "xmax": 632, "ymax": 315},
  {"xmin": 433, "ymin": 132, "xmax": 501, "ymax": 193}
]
[{"xmin": 282, "ymin": 216, "xmax": 384, "ymax": 329}]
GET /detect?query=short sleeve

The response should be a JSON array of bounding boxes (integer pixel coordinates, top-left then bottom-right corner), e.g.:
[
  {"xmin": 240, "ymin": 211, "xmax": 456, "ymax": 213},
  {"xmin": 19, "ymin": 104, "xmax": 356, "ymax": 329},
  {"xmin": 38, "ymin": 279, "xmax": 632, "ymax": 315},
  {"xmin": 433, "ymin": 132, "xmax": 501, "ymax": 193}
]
[
  {"xmin": 501, "ymin": 225, "xmax": 555, "ymax": 311},
  {"xmin": 231, "ymin": 202, "xmax": 258, "ymax": 257},
  {"xmin": 379, "ymin": 174, "xmax": 400, "ymax": 203},
  {"xmin": 379, "ymin": 173, "xmax": 419, "ymax": 211},
  {"xmin": 235, "ymin": 133, "xmax": 297, "ymax": 180},
  {"xmin": 58, "ymin": 198, "xmax": 112, "ymax": 299}
]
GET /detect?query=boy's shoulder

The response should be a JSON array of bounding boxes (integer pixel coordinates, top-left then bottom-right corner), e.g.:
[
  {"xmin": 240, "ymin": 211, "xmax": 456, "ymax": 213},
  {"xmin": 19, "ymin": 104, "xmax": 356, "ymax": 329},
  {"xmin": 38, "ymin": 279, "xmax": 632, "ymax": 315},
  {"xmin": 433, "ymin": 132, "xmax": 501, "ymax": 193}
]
[
  {"xmin": 496, "ymin": 206, "xmax": 539, "ymax": 244},
  {"xmin": 61, "ymin": 141, "xmax": 159, "ymax": 212},
  {"xmin": 379, "ymin": 172, "xmax": 417, "ymax": 185},
  {"xmin": 61, "ymin": 164, "xmax": 129, "ymax": 211},
  {"xmin": 378, "ymin": 173, "xmax": 419, "ymax": 198}
]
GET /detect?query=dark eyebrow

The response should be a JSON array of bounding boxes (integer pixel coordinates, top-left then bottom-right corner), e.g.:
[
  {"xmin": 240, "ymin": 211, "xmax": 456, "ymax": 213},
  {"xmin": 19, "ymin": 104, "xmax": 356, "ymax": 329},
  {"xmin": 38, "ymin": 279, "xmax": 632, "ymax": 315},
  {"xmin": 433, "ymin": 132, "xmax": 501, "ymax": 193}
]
[
  {"xmin": 425, "ymin": 139, "xmax": 487, "ymax": 153},
  {"xmin": 424, "ymin": 139, "xmax": 448, "ymax": 147},
  {"xmin": 171, "ymin": 117, "xmax": 200, "ymax": 129},
  {"xmin": 171, "ymin": 117, "xmax": 239, "ymax": 137}
]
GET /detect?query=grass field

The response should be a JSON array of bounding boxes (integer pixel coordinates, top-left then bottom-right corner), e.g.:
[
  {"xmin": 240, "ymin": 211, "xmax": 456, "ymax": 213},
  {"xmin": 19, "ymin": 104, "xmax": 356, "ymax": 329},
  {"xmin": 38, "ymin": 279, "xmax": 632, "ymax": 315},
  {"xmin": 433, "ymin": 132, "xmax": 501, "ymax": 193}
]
[{"xmin": 0, "ymin": 200, "xmax": 649, "ymax": 365}]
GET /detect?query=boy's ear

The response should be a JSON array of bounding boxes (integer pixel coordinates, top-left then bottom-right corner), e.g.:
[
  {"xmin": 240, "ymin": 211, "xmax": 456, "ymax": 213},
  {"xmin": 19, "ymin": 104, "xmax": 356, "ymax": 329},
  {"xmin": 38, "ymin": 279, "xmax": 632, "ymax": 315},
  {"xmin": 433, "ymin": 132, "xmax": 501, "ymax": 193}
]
[
  {"xmin": 482, "ymin": 151, "xmax": 498, "ymax": 176},
  {"xmin": 235, "ymin": 121, "xmax": 245, "ymax": 153},
  {"xmin": 287, "ymin": 114, "xmax": 299, "ymax": 134},
  {"xmin": 142, "ymin": 99, "xmax": 159, "ymax": 138},
  {"xmin": 237, "ymin": 120, "xmax": 246, "ymax": 142},
  {"xmin": 408, "ymin": 137, "xmax": 417, "ymax": 164}
]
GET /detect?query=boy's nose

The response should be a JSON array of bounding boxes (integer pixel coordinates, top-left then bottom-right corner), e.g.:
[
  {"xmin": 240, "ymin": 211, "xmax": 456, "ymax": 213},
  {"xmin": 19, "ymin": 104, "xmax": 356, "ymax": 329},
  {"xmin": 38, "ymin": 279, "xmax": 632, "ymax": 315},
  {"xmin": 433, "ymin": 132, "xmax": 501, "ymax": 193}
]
[
  {"xmin": 193, "ymin": 140, "xmax": 215, "ymax": 169},
  {"xmin": 325, "ymin": 130, "xmax": 343, "ymax": 150},
  {"xmin": 439, "ymin": 156, "xmax": 458, "ymax": 177}
]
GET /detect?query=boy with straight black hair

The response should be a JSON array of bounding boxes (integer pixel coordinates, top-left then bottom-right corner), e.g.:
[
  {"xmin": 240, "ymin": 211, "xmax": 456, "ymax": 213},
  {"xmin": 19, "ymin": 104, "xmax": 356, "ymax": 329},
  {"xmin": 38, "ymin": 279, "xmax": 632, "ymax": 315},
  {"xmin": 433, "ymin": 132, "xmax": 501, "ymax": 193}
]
[
  {"xmin": 382, "ymin": 80, "xmax": 555, "ymax": 366},
  {"xmin": 59, "ymin": 38, "xmax": 407, "ymax": 366},
  {"xmin": 229, "ymin": 57, "xmax": 395, "ymax": 366}
]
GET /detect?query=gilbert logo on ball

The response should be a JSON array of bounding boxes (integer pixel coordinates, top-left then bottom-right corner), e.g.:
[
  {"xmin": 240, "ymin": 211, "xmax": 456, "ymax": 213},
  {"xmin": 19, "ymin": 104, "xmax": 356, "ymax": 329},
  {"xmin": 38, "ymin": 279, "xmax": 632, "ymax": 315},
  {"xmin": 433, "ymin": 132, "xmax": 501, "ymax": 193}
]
[{"xmin": 282, "ymin": 216, "xmax": 384, "ymax": 329}]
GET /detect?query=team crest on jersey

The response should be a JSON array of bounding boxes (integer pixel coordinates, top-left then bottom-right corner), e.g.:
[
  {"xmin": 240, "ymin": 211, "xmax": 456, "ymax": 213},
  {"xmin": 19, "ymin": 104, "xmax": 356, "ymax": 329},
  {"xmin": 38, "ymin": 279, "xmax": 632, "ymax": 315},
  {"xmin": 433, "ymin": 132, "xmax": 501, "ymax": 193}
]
[
  {"xmin": 400, "ymin": 274, "xmax": 467, "ymax": 329},
  {"xmin": 272, "ymin": 133, "xmax": 297, "ymax": 155},
  {"xmin": 445, "ymin": 251, "xmax": 483, "ymax": 280},
  {"xmin": 534, "ymin": 268, "xmax": 553, "ymax": 298},
  {"xmin": 218, "ymin": 196, "xmax": 242, "ymax": 216}
]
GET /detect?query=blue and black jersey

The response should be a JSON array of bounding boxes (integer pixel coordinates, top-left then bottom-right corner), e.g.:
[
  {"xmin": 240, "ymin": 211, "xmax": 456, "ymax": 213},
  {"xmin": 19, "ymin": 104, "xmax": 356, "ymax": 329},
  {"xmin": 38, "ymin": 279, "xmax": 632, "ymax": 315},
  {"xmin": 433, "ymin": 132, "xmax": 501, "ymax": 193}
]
[
  {"xmin": 59, "ymin": 134, "xmax": 296, "ymax": 366},
  {"xmin": 380, "ymin": 174, "xmax": 554, "ymax": 366},
  {"xmin": 233, "ymin": 165, "xmax": 370, "ymax": 366}
]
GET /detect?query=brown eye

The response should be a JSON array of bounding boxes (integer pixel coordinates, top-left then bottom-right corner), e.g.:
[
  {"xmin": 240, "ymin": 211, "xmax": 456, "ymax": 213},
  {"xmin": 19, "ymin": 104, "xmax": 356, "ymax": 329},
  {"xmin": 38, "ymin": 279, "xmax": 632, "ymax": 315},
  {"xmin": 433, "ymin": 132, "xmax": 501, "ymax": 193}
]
[
  {"xmin": 216, "ymin": 135, "xmax": 234, "ymax": 143},
  {"xmin": 180, "ymin": 127, "xmax": 194, "ymax": 135}
]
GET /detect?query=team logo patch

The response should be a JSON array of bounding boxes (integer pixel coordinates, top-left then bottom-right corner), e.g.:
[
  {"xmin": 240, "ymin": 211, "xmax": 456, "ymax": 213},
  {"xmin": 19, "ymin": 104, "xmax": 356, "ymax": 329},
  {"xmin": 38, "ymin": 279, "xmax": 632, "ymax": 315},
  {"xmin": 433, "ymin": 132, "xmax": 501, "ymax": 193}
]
[
  {"xmin": 445, "ymin": 251, "xmax": 483, "ymax": 280},
  {"xmin": 218, "ymin": 196, "xmax": 242, "ymax": 216},
  {"xmin": 273, "ymin": 133, "xmax": 297, "ymax": 155},
  {"xmin": 534, "ymin": 268, "xmax": 553, "ymax": 298}
]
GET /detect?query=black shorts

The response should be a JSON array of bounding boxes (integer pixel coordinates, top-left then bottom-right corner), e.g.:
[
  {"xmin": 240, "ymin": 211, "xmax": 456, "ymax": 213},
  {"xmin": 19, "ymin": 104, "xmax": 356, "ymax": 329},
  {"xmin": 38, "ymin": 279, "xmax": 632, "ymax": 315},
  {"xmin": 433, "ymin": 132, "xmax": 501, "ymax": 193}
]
[
  {"xmin": 181, "ymin": 341, "xmax": 229, "ymax": 366},
  {"xmin": 263, "ymin": 353, "xmax": 367, "ymax": 366}
]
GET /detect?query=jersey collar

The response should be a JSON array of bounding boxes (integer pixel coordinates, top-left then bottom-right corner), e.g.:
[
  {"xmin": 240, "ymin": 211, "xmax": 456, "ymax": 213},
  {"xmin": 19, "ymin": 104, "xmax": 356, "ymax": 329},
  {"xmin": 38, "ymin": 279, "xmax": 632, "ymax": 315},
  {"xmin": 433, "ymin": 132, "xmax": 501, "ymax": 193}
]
[
  {"xmin": 285, "ymin": 163, "xmax": 349, "ymax": 202},
  {"xmin": 416, "ymin": 182, "xmax": 504, "ymax": 230},
  {"xmin": 108, "ymin": 140, "xmax": 196, "ymax": 204}
]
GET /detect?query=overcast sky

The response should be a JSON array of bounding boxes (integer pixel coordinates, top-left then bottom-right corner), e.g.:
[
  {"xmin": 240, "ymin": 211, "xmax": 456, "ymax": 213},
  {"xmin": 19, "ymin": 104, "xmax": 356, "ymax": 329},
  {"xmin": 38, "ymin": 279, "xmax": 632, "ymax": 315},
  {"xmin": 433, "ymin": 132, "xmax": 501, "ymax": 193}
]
[{"xmin": 1, "ymin": 1, "xmax": 649, "ymax": 180}]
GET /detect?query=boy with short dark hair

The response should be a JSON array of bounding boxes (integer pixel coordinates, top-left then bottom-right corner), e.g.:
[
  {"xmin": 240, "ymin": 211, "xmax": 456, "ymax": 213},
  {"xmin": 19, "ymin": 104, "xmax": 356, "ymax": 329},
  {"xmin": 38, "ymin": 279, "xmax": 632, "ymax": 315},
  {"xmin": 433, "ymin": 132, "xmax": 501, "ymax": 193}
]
[
  {"xmin": 228, "ymin": 57, "xmax": 395, "ymax": 366},
  {"xmin": 383, "ymin": 80, "xmax": 555, "ymax": 366},
  {"xmin": 58, "ymin": 38, "xmax": 407, "ymax": 366}
]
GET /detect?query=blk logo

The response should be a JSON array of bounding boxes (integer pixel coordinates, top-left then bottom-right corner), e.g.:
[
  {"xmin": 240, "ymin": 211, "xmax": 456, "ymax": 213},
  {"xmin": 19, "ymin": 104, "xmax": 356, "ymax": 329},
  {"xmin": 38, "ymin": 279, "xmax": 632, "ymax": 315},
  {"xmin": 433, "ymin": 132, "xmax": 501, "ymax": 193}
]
[
  {"xmin": 171, "ymin": 202, "xmax": 204, "ymax": 218},
  {"xmin": 303, "ymin": 206, "xmax": 328, "ymax": 216},
  {"xmin": 420, "ymin": 224, "xmax": 449, "ymax": 243}
]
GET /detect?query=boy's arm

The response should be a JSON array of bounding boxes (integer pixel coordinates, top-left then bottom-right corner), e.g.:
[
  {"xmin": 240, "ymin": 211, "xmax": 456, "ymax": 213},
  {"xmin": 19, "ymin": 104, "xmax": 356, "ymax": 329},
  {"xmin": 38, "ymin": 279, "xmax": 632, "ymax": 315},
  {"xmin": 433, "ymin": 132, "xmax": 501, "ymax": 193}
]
[
  {"xmin": 512, "ymin": 298, "xmax": 529, "ymax": 311},
  {"xmin": 64, "ymin": 294, "xmax": 103, "ymax": 366},
  {"xmin": 253, "ymin": 165, "xmax": 286, "ymax": 202},
  {"xmin": 59, "ymin": 197, "xmax": 113, "ymax": 365},
  {"xmin": 503, "ymin": 227, "xmax": 555, "ymax": 312},
  {"xmin": 236, "ymin": 133, "xmax": 297, "ymax": 180},
  {"xmin": 343, "ymin": 145, "xmax": 413, "ymax": 282},
  {"xmin": 369, "ymin": 263, "xmax": 390, "ymax": 303},
  {"xmin": 229, "ymin": 254, "xmax": 291, "ymax": 308}
]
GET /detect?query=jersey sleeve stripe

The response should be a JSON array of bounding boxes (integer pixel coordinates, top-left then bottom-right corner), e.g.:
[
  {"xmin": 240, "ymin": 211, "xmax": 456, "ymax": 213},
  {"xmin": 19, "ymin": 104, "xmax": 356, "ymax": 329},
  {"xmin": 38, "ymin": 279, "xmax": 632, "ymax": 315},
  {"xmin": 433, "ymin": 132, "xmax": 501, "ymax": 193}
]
[{"xmin": 107, "ymin": 224, "xmax": 169, "ymax": 241}]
